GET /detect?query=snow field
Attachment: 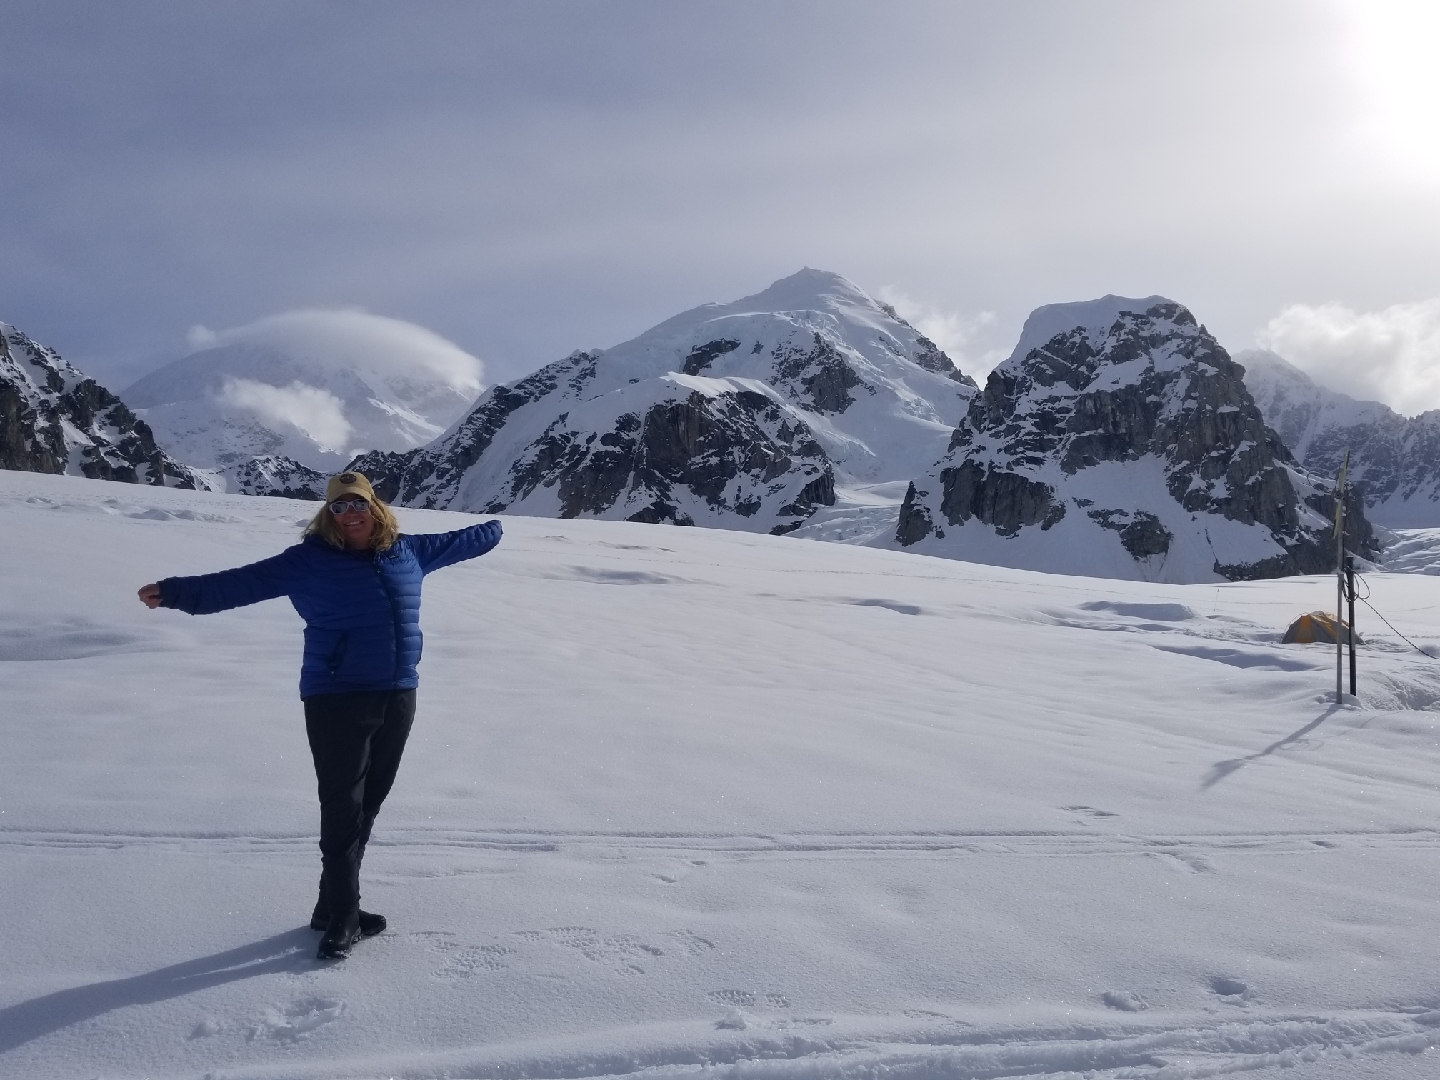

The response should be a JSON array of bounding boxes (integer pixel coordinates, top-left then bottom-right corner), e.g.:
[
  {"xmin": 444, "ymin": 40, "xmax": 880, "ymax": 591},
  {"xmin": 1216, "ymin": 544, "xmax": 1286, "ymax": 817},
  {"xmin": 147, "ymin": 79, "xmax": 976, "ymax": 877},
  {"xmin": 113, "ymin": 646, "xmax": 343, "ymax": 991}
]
[{"xmin": 3, "ymin": 470, "xmax": 1440, "ymax": 1079}]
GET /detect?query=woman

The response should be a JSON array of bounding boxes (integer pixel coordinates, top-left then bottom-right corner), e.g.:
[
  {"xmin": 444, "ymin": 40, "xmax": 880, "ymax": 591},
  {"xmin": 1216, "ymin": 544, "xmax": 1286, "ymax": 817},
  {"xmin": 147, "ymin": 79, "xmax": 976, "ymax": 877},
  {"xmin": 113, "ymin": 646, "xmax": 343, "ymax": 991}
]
[{"xmin": 138, "ymin": 471, "xmax": 502, "ymax": 960}]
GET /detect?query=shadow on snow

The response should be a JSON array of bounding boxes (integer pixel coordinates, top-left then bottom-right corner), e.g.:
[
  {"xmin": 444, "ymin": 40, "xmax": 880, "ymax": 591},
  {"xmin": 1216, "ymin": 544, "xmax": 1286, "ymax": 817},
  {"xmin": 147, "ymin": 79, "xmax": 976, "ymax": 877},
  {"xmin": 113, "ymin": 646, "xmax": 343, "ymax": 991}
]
[
  {"xmin": 1202, "ymin": 705, "xmax": 1342, "ymax": 789},
  {"xmin": 0, "ymin": 927, "xmax": 315, "ymax": 1053}
]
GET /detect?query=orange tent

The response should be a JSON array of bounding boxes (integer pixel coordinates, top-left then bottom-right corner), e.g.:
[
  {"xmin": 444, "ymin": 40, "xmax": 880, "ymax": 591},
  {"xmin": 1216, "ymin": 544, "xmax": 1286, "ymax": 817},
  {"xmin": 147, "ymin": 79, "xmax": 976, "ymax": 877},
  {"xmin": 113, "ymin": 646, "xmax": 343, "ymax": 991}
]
[{"xmin": 1282, "ymin": 611, "xmax": 1360, "ymax": 645}]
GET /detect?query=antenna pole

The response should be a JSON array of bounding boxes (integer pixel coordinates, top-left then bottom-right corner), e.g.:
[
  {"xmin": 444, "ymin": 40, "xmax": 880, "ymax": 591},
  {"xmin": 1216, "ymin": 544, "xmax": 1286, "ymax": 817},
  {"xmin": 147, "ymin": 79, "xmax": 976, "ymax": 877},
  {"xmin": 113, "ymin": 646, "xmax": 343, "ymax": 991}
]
[
  {"xmin": 1334, "ymin": 451, "xmax": 1349, "ymax": 706},
  {"xmin": 1336, "ymin": 510, "xmax": 1344, "ymax": 703},
  {"xmin": 1346, "ymin": 555, "xmax": 1357, "ymax": 697}
]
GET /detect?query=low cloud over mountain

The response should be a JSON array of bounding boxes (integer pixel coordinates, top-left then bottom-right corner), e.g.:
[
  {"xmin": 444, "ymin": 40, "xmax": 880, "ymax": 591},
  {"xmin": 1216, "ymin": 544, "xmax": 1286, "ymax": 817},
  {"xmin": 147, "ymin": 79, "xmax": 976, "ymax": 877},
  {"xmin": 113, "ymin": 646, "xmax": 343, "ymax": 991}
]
[
  {"xmin": 1257, "ymin": 299, "xmax": 1440, "ymax": 419},
  {"xmin": 124, "ymin": 310, "xmax": 484, "ymax": 497}
]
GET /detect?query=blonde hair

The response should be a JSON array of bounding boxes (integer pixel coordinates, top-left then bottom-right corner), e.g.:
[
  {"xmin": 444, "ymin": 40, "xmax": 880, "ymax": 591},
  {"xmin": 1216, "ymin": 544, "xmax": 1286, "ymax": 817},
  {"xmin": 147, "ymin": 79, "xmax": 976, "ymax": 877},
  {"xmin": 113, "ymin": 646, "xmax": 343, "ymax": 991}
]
[{"xmin": 304, "ymin": 494, "xmax": 401, "ymax": 551}]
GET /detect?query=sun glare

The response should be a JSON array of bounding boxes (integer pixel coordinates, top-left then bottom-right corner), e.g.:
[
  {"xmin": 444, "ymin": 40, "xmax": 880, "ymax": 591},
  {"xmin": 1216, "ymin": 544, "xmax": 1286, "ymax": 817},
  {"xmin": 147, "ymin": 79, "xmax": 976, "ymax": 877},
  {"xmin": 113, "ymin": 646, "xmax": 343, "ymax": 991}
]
[{"xmin": 1346, "ymin": 0, "xmax": 1440, "ymax": 178}]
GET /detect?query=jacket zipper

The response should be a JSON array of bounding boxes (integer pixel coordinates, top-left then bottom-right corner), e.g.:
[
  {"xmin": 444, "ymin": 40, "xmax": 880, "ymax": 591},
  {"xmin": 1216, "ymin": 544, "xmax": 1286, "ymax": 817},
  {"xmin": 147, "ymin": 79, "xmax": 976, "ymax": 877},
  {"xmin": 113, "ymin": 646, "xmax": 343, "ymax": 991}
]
[{"xmin": 327, "ymin": 632, "xmax": 349, "ymax": 676}]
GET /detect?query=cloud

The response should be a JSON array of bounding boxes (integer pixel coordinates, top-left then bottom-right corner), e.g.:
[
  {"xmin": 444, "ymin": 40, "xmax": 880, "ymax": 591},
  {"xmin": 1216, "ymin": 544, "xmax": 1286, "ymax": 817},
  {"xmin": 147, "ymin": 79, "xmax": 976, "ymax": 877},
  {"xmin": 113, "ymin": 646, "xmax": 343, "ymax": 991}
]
[
  {"xmin": 217, "ymin": 377, "xmax": 353, "ymax": 452},
  {"xmin": 196, "ymin": 309, "xmax": 484, "ymax": 395},
  {"xmin": 1256, "ymin": 299, "xmax": 1440, "ymax": 416},
  {"xmin": 876, "ymin": 287, "xmax": 1006, "ymax": 376}
]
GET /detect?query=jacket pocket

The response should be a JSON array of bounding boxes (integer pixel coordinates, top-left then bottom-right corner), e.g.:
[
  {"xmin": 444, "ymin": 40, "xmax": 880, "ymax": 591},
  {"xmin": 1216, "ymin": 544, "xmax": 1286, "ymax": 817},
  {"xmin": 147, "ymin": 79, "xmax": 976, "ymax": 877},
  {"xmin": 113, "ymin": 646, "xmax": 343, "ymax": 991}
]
[{"xmin": 326, "ymin": 632, "xmax": 349, "ymax": 676}]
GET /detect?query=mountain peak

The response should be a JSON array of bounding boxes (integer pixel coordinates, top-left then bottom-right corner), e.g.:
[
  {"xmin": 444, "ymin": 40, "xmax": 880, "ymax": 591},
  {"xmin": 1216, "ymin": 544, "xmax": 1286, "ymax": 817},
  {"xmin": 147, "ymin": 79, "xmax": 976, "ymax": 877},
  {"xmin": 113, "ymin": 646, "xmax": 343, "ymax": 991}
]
[
  {"xmin": 1, "ymin": 320, "xmax": 210, "ymax": 489},
  {"xmin": 653, "ymin": 270, "xmax": 882, "ymax": 335},
  {"xmin": 350, "ymin": 270, "xmax": 979, "ymax": 530},
  {"xmin": 895, "ymin": 300, "xmax": 1375, "ymax": 581},
  {"xmin": 1006, "ymin": 294, "xmax": 1178, "ymax": 369}
]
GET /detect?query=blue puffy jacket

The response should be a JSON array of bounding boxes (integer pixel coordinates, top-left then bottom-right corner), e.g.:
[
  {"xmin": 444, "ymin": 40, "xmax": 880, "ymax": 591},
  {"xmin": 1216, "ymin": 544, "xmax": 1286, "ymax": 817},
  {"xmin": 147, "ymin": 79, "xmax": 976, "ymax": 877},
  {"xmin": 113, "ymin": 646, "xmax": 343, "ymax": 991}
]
[{"xmin": 157, "ymin": 521, "xmax": 502, "ymax": 698}]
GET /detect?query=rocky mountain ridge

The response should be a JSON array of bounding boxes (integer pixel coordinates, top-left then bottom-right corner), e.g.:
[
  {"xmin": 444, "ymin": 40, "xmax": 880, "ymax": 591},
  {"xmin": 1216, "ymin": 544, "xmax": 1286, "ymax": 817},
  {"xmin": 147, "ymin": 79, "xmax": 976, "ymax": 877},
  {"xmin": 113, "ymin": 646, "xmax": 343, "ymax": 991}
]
[
  {"xmin": 1240, "ymin": 348, "xmax": 1440, "ymax": 528},
  {"xmin": 353, "ymin": 270, "xmax": 977, "ymax": 535},
  {"xmin": 892, "ymin": 297, "xmax": 1374, "ymax": 582},
  {"xmin": 1, "ymin": 321, "xmax": 210, "ymax": 489}
]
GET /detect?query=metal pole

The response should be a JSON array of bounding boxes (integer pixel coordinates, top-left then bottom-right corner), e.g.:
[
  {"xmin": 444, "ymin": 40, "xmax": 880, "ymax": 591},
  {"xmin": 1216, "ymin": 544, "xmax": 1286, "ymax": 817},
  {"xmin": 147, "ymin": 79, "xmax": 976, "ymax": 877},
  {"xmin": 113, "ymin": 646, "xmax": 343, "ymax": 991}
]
[
  {"xmin": 1346, "ymin": 555, "xmax": 1357, "ymax": 697},
  {"xmin": 1334, "ymin": 452, "xmax": 1349, "ymax": 706},
  {"xmin": 1336, "ymin": 505, "xmax": 1344, "ymax": 704}
]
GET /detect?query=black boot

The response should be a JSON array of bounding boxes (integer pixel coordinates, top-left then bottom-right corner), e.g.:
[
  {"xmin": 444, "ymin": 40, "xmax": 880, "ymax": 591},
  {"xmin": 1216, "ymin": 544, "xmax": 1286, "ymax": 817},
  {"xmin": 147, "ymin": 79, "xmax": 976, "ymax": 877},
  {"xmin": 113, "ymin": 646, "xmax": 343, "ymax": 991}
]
[
  {"xmin": 310, "ymin": 879, "xmax": 386, "ymax": 936},
  {"xmin": 317, "ymin": 909, "xmax": 362, "ymax": 960}
]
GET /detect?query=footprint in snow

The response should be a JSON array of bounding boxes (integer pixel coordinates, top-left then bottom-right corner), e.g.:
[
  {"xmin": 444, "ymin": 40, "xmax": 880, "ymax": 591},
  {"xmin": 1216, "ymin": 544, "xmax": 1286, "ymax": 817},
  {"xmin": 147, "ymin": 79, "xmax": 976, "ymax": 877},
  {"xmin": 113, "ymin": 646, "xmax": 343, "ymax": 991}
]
[
  {"xmin": 1062, "ymin": 805, "xmax": 1118, "ymax": 822},
  {"xmin": 1150, "ymin": 849, "xmax": 1215, "ymax": 874},
  {"xmin": 1102, "ymin": 990, "xmax": 1148, "ymax": 1012},
  {"xmin": 708, "ymin": 989, "xmax": 790, "ymax": 1009},
  {"xmin": 189, "ymin": 1017, "xmax": 225, "ymax": 1038},
  {"xmin": 1209, "ymin": 976, "xmax": 1250, "ymax": 1002},
  {"xmin": 248, "ymin": 996, "xmax": 344, "ymax": 1042},
  {"xmin": 434, "ymin": 943, "xmax": 514, "ymax": 978},
  {"xmin": 514, "ymin": 926, "xmax": 668, "ymax": 975}
]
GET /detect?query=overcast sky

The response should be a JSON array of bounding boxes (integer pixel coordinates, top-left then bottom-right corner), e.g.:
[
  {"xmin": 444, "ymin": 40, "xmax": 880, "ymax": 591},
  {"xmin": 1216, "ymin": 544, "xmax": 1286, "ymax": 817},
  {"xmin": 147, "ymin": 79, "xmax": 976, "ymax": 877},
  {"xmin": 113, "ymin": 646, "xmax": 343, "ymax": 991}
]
[{"xmin": 4, "ymin": 1, "xmax": 1439, "ymax": 410}]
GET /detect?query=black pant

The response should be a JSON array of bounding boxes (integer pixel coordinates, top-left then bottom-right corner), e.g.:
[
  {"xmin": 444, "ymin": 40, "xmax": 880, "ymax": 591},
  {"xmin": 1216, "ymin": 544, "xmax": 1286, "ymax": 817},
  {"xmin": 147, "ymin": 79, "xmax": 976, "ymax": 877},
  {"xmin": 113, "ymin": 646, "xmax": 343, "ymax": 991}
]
[{"xmin": 303, "ymin": 688, "xmax": 416, "ymax": 918}]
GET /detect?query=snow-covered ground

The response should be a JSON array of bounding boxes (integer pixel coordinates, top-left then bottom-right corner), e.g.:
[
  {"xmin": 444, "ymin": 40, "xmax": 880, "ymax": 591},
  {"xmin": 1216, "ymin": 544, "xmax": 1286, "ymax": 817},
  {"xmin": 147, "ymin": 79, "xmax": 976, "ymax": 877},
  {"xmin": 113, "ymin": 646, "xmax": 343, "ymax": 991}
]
[{"xmin": 4, "ymin": 469, "xmax": 1440, "ymax": 1080}]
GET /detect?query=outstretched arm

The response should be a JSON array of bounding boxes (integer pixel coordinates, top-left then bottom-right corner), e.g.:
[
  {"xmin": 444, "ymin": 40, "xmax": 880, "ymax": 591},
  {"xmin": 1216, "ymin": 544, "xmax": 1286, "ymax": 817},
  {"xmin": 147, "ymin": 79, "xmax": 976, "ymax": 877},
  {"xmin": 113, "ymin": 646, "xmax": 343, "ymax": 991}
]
[
  {"xmin": 139, "ymin": 546, "xmax": 307, "ymax": 614},
  {"xmin": 410, "ymin": 520, "xmax": 503, "ymax": 574}
]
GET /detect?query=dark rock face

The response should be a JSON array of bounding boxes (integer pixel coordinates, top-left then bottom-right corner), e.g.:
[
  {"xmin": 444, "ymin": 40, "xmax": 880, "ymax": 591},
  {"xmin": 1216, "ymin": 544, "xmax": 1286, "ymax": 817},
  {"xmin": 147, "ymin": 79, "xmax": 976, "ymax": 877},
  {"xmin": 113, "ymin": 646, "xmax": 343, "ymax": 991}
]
[
  {"xmin": 1, "ymin": 322, "xmax": 207, "ymax": 488},
  {"xmin": 897, "ymin": 300, "xmax": 1376, "ymax": 580},
  {"xmin": 895, "ymin": 482, "xmax": 938, "ymax": 545},
  {"xmin": 233, "ymin": 455, "xmax": 326, "ymax": 500},
  {"xmin": 682, "ymin": 339, "xmax": 742, "ymax": 376},
  {"xmin": 772, "ymin": 333, "xmax": 867, "ymax": 414},
  {"xmin": 481, "ymin": 387, "xmax": 835, "ymax": 533},
  {"xmin": 351, "ymin": 348, "xmax": 836, "ymax": 534},
  {"xmin": 911, "ymin": 335, "xmax": 976, "ymax": 385},
  {"xmin": 936, "ymin": 460, "xmax": 1065, "ymax": 537}
]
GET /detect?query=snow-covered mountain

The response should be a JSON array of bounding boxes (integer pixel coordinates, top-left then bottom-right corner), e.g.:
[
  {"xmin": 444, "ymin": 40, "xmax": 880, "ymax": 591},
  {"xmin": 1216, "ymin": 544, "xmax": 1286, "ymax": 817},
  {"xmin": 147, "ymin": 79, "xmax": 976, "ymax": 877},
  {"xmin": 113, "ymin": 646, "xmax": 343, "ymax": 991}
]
[
  {"xmin": 123, "ymin": 310, "xmax": 484, "ymax": 498},
  {"xmin": 1240, "ymin": 348, "xmax": 1440, "ymax": 528},
  {"xmin": 352, "ymin": 270, "xmax": 977, "ymax": 535},
  {"xmin": 892, "ymin": 297, "xmax": 1375, "ymax": 582},
  {"xmin": 1, "ymin": 320, "xmax": 209, "ymax": 489}
]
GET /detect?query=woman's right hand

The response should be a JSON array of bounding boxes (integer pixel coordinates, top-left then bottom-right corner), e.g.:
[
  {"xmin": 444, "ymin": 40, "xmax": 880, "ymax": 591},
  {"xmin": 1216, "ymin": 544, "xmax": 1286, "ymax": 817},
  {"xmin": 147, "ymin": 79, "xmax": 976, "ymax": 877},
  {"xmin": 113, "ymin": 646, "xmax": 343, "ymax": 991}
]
[{"xmin": 138, "ymin": 583, "xmax": 162, "ymax": 609}]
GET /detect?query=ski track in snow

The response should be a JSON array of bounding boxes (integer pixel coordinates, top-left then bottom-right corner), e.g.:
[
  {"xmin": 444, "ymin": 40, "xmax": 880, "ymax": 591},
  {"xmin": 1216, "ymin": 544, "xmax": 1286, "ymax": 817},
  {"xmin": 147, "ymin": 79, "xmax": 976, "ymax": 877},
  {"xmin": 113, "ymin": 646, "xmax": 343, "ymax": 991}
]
[
  {"xmin": 8, "ymin": 826, "xmax": 1440, "ymax": 858},
  {"xmin": 4, "ymin": 471, "xmax": 1440, "ymax": 1079}
]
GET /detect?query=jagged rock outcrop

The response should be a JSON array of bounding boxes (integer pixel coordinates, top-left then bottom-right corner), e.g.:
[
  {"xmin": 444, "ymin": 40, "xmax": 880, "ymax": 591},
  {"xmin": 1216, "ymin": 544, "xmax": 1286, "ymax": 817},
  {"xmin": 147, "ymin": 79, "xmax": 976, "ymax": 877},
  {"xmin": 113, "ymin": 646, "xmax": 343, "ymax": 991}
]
[
  {"xmin": 358, "ymin": 354, "xmax": 836, "ymax": 534},
  {"xmin": 1241, "ymin": 348, "xmax": 1440, "ymax": 528},
  {"xmin": 1, "ymin": 321, "xmax": 209, "ymax": 489},
  {"xmin": 232, "ymin": 455, "xmax": 327, "ymax": 500},
  {"xmin": 351, "ymin": 270, "xmax": 976, "ymax": 535},
  {"xmin": 894, "ymin": 297, "xmax": 1376, "ymax": 582}
]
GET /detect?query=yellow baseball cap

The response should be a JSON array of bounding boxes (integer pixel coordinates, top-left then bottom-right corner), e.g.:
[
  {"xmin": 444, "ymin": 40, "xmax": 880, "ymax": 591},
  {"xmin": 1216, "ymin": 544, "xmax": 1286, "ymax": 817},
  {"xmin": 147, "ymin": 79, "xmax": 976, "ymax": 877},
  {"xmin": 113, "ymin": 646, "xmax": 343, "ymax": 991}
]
[{"xmin": 324, "ymin": 471, "xmax": 377, "ymax": 504}]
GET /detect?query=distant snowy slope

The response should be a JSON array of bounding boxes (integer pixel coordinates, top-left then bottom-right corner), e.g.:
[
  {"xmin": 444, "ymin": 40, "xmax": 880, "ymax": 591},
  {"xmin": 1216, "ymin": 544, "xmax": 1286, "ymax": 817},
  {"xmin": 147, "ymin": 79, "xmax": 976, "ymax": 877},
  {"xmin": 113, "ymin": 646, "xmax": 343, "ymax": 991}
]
[
  {"xmin": 892, "ymin": 298, "xmax": 1374, "ymax": 582},
  {"xmin": 1379, "ymin": 528, "xmax": 1440, "ymax": 576},
  {"xmin": 353, "ymin": 270, "xmax": 977, "ymax": 535},
  {"xmin": 124, "ymin": 310, "xmax": 483, "ymax": 498},
  {"xmin": 1241, "ymin": 348, "xmax": 1440, "ymax": 527},
  {"xmin": 0, "ymin": 320, "xmax": 209, "ymax": 489},
  {"xmin": 3, "ymin": 469, "xmax": 1440, "ymax": 1079}
]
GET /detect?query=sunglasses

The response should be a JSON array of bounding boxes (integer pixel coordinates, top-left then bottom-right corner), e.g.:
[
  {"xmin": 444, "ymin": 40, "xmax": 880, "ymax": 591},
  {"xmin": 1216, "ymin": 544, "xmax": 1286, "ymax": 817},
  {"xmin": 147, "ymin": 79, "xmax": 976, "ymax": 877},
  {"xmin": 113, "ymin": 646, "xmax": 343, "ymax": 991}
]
[{"xmin": 328, "ymin": 498, "xmax": 371, "ymax": 515}]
